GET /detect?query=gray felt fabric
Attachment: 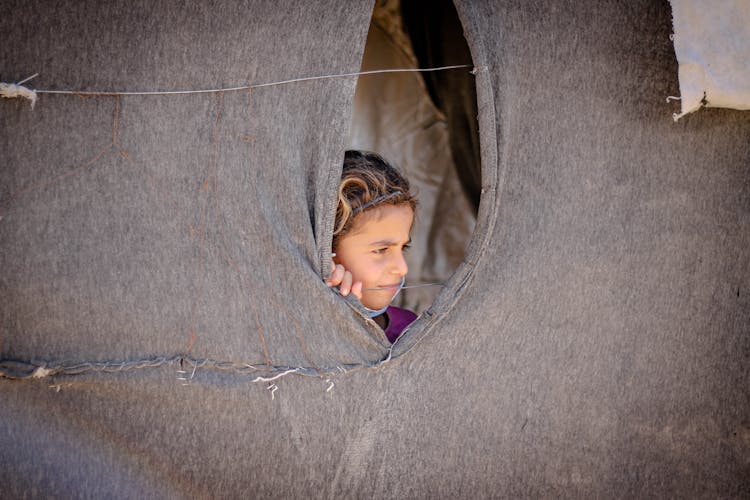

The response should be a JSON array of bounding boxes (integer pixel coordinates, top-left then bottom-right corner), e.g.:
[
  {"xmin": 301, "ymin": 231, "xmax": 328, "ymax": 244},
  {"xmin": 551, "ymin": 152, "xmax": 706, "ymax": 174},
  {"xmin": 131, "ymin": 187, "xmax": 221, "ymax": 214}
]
[{"xmin": 1, "ymin": 0, "xmax": 749, "ymax": 498}]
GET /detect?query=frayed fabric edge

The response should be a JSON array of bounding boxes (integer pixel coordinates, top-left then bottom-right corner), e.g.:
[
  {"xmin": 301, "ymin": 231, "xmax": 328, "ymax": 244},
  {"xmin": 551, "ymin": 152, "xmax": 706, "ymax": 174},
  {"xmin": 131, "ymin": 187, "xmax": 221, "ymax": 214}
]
[{"xmin": 0, "ymin": 82, "xmax": 37, "ymax": 108}]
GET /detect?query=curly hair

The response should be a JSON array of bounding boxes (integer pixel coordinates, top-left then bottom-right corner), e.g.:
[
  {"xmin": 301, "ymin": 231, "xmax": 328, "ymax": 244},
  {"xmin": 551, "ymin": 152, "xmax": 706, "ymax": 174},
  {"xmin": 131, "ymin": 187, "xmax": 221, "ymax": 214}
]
[{"xmin": 333, "ymin": 150, "xmax": 417, "ymax": 249}]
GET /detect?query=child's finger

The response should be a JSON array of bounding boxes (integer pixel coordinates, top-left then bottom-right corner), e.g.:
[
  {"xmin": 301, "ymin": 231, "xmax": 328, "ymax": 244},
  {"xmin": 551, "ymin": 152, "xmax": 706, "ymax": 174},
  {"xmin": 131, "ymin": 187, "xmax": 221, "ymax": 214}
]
[
  {"xmin": 339, "ymin": 270, "xmax": 353, "ymax": 296},
  {"xmin": 328, "ymin": 254, "xmax": 340, "ymax": 282},
  {"xmin": 351, "ymin": 281, "xmax": 363, "ymax": 301},
  {"xmin": 325, "ymin": 264, "xmax": 345, "ymax": 287}
]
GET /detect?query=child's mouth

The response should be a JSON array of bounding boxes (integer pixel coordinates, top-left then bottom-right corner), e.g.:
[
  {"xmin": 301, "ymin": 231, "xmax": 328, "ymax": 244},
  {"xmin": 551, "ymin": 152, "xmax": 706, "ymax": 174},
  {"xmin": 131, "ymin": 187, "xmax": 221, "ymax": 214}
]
[
  {"xmin": 363, "ymin": 277, "xmax": 407, "ymax": 293},
  {"xmin": 379, "ymin": 283, "xmax": 402, "ymax": 290},
  {"xmin": 363, "ymin": 283, "xmax": 401, "ymax": 291}
]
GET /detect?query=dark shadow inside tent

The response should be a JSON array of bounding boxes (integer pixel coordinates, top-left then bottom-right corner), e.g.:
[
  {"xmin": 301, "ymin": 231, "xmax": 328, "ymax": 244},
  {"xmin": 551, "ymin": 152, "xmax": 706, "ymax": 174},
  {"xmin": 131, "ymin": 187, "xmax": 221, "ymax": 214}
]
[{"xmin": 348, "ymin": 0, "xmax": 480, "ymax": 314}]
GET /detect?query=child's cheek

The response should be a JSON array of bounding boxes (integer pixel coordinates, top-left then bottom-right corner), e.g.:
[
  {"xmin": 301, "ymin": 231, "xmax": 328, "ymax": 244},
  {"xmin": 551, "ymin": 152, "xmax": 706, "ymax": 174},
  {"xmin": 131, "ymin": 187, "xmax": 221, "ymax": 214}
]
[
  {"xmin": 360, "ymin": 256, "xmax": 377, "ymax": 283},
  {"xmin": 371, "ymin": 259, "xmax": 386, "ymax": 281}
]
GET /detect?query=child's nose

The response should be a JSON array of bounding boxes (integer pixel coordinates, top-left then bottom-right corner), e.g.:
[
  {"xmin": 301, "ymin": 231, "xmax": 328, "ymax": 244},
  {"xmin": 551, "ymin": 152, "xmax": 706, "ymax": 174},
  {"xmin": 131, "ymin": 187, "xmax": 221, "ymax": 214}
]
[{"xmin": 391, "ymin": 250, "xmax": 408, "ymax": 276}]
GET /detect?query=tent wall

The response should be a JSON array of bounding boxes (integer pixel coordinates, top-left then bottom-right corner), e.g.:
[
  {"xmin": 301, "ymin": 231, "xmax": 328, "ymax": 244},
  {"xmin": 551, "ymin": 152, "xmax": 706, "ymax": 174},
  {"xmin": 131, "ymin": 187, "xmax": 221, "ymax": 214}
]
[
  {"xmin": 1, "ymin": 0, "xmax": 749, "ymax": 498},
  {"xmin": 0, "ymin": 0, "xmax": 387, "ymax": 372}
]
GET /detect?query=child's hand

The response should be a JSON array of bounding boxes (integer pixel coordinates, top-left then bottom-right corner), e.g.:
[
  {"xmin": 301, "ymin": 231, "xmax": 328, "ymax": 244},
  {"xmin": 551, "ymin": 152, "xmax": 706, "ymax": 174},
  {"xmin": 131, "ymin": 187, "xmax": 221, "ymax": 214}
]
[{"xmin": 325, "ymin": 260, "xmax": 363, "ymax": 301}]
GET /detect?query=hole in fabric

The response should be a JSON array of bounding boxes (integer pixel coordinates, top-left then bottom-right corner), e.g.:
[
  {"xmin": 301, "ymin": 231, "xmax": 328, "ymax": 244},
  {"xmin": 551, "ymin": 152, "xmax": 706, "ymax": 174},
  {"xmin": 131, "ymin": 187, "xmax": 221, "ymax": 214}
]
[{"xmin": 348, "ymin": 0, "xmax": 480, "ymax": 314}]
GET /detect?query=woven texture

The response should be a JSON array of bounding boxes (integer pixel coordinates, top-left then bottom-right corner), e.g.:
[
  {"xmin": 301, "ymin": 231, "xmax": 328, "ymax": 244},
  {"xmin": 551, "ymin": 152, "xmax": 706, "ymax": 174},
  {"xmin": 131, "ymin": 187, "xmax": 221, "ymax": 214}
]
[{"xmin": 1, "ymin": 0, "xmax": 748, "ymax": 497}]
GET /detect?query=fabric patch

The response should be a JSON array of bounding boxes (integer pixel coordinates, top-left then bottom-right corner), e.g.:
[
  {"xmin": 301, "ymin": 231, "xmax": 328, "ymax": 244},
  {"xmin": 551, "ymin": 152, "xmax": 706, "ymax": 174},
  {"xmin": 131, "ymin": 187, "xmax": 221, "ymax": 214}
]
[{"xmin": 670, "ymin": 0, "xmax": 750, "ymax": 119}]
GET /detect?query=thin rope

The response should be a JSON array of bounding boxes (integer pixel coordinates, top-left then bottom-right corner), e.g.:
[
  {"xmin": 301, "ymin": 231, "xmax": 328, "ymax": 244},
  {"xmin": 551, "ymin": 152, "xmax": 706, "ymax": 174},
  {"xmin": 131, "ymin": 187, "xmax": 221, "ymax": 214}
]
[
  {"xmin": 17, "ymin": 73, "xmax": 39, "ymax": 85},
  {"xmin": 30, "ymin": 65, "xmax": 472, "ymax": 97},
  {"xmin": 362, "ymin": 281, "xmax": 445, "ymax": 291}
]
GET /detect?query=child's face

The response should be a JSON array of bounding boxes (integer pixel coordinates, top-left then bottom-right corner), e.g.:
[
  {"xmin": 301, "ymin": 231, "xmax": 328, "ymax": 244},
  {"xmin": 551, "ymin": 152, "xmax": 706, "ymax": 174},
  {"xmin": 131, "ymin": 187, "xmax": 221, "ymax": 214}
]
[{"xmin": 333, "ymin": 204, "xmax": 414, "ymax": 310}]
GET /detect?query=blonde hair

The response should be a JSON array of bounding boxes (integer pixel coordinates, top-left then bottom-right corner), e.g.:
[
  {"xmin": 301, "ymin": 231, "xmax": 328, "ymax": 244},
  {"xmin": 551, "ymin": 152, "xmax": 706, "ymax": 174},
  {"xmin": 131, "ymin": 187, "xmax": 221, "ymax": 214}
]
[{"xmin": 333, "ymin": 150, "xmax": 417, "ymax": 249}]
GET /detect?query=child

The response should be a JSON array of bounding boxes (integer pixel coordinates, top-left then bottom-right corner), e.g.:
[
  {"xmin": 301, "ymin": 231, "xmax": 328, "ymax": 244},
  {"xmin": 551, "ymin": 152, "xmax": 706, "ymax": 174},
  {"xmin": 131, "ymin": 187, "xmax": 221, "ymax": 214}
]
[{"xmin": 325, "ymin": 150, "xmax": 418, "ymax": 343}]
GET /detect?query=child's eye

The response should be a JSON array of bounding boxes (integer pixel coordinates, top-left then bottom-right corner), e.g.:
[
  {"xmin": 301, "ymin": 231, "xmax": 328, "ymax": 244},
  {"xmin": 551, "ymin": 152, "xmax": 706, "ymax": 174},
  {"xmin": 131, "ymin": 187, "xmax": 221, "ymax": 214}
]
[
  {"xmin": 402, "ymin": 244, "xmax": 411, "ymax": 252},
  {"xmin": 372, "ymin": 248, "xmax": 388, "ymax": 255}
]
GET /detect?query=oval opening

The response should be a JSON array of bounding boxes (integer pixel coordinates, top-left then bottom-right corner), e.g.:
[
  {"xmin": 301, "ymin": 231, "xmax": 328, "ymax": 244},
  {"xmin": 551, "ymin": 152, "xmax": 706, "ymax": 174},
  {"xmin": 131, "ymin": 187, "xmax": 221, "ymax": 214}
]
[{"xmin": 348, "ymin": 0, "xmax": 480, "ymax": 315}]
